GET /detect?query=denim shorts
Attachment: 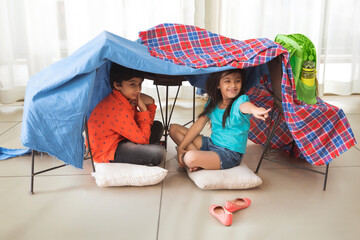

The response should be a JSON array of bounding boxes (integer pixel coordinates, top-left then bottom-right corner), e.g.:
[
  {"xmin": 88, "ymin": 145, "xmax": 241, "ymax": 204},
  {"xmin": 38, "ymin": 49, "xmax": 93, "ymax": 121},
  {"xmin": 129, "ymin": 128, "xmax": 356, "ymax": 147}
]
[{"xmin": 200, "ymin": 136, "xmax": 244, "ymax": 170}]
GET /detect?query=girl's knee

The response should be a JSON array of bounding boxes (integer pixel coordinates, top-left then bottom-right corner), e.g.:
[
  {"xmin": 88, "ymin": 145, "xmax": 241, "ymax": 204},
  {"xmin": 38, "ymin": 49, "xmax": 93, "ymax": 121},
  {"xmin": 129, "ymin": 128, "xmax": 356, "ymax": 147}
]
[
  {"xmin": 169, "ymin": 124, "xmax": 181, "ymax": 138},
  {"xmin": 183, "ymin": 150, "xmax": 197, "ymax": 168}
]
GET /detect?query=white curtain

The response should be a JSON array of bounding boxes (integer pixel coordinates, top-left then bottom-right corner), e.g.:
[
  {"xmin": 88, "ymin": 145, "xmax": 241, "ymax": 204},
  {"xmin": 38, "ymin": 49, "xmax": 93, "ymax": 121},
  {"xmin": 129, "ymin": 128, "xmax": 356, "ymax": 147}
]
[
  {"xmin": 319, "ymin": 0, "xmax": 360, "ymax": 95},
  {"xmin": 204, "ymin": 0, "xmax": 360, "ymax": 96},
  {"xmin": 0, "ymin": 0, "xmax": 60, "ymax": 103},
  {"xmin": 0, "ymin": 0, "xmax": 195, "ymax": 103},
  {"xmin": 0, "ymin": 0, "xmax": 359, "ymax": 104}
]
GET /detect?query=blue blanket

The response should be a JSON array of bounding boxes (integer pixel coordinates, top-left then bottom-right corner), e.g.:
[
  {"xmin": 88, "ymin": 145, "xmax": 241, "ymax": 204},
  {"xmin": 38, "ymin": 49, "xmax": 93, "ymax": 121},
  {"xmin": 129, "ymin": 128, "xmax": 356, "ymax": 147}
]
[
  {"xmin": 20, "ymin": 31, "xmax": 252, "ymax": 168},
  {"xmin": 0, "ymin": 147, "xmax": 31, "ymax": 160}
]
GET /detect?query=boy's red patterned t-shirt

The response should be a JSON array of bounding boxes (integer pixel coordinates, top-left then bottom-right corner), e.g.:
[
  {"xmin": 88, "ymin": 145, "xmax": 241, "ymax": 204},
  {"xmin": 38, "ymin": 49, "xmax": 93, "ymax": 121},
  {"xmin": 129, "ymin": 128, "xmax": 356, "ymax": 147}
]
[{"xmin": 88, "ymin": 90, "xmax": 156, "ymax": 163}]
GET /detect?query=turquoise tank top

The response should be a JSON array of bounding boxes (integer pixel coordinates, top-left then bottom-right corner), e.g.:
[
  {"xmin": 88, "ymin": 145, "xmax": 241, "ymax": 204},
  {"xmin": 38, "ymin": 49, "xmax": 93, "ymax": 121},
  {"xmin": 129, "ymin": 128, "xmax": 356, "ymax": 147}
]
[{"xmin": 206, "ymin": 95, "xmax": 250, "ymax": 153}]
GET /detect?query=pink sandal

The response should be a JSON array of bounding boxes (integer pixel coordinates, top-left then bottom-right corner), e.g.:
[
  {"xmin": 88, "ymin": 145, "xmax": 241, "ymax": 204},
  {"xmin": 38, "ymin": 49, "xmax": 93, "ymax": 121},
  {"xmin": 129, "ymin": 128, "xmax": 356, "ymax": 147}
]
[
  {"xmin": 224, "ymin": 198, "xmax": 251, "ymax": 213},
  {"xmin": 209, "ymin": 205, "xmax": 233, "ymax": 226}
]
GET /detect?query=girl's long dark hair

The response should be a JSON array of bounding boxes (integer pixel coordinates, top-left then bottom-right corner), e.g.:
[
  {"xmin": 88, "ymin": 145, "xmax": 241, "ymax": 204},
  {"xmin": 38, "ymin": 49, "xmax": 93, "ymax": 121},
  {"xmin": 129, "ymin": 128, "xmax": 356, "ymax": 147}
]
[{"xmin": 198, "ymin": 69, "xmax": 246, "ymax": 128}]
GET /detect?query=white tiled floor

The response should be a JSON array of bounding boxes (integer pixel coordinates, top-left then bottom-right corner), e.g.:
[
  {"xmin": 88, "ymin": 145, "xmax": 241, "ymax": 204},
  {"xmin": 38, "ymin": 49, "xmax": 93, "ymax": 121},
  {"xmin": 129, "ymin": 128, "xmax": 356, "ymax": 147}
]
[{"xmin": 0, "ymin": 96, "xmax": 359, "ymax": 240}]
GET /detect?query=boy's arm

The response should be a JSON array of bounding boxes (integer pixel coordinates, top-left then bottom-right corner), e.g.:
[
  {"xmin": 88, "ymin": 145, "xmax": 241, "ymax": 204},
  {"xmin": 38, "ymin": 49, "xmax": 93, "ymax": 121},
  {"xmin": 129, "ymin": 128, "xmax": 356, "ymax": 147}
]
[
  {"xmin": 239, "ymin": 102, "xmax": 271, "ymax": 121},
  {"xmin": 140, "ymin": 93, "xmax": 154, "ymax": 105},
  {"xmin": 140, "ymin": 93, "xmax": 156, "ymax": 122},
  {"xmin": 119, "ymin": 115, "xmax": 152, "ymax": 144},
  {"xmin": 117, "ymin": 94, "xmax": 156, "ymax": 144},
  {"xmin": 114, "ymin": 106, "xmax": 153, "ymax": 144}
]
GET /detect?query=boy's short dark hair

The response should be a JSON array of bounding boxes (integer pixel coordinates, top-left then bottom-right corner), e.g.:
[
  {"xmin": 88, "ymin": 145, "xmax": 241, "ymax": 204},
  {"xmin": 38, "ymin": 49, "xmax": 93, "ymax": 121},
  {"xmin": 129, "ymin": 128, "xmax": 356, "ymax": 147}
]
[{"xmin": 110, "ymin": 63, "xmax": 145, "ymax": 89}]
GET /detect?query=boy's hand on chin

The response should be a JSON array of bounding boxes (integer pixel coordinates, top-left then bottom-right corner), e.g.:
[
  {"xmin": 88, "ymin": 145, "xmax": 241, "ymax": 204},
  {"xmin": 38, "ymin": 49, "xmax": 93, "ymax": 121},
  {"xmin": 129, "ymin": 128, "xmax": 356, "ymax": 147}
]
[{"xmin": 136, "ymin": 93, "xmax": 147, "ymax": 112}]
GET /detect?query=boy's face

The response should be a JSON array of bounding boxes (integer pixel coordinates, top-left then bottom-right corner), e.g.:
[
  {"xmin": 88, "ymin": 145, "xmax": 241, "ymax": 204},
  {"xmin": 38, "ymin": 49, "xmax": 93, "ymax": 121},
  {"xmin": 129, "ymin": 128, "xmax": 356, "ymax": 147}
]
[{"xmin": 114, "ymin": 77, "xmax": 143, "ymax": 101}]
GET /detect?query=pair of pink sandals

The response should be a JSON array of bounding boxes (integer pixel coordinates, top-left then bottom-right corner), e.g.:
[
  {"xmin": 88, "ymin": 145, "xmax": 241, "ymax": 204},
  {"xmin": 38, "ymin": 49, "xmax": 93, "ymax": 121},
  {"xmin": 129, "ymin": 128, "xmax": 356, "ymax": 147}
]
[{"xmin": 209, "ymin": 198, "xmax": 251, "ymax": 226}]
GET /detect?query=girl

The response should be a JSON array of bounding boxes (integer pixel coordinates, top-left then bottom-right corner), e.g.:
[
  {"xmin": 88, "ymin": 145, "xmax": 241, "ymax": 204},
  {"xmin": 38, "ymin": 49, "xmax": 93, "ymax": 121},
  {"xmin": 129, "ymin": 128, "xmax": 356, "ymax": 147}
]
[{"xmin": 169, "ymin": 69, "xmax": 271, "ymax": 172}]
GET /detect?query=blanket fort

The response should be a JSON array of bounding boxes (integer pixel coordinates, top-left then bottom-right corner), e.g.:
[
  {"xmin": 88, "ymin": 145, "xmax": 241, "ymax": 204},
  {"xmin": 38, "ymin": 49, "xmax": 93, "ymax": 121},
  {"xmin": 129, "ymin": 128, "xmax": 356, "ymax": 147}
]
[
  {"xmin": 20, "ymin": 30, "xmax": 235, "ymax": 168},
  {"xmin": 21, "ymin": 23, "xmax": 356, "ymax": 168}
]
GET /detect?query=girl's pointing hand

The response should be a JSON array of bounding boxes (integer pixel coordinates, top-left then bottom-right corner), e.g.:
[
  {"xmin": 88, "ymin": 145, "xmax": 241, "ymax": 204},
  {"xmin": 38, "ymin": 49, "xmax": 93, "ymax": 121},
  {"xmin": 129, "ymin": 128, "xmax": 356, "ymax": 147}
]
[{"xmin": 252, "ymin": 108, "xmax": 271, "ymax": 121}]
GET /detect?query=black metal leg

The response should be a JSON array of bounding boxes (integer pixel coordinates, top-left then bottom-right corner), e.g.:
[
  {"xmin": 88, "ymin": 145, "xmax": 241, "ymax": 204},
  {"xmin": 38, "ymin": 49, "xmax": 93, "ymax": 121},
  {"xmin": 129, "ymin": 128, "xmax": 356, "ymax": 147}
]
[
  {"xmin": 84, "ymin": 118, "xmax": 95, "ymax": 172},
  {"xmin": 156, "ymin": 85, "xmax": 165, "ymax": 125},
  {"xmin": 154, "ymin": 84, "xmax": 184, "ymax": 150},
  {"xmin": 323, "ymin": 163, "xmax": 330, "ymax": 191},
  {"xmin": 30, "ymin": 150, "xmax": 35, "ymax": 195},
  {"xmin": 164, "ymin": 86, "xmax": 169, "ymax": 148},
  {"xmin": 182, "ymin": 87, "xmax": 196, "ymax": 127},
  {"xmin": 290, "ymin": 141, "xmax": 295, "ymax": 157},
  {"xmin": 29, "ymin": 118, "xmax": 112, "ymax": 194},
  {"xmin": 255, "ymin": 106, "xmax": 331, "ymax": 190},
  {"xmin": 167, "ymin": 86, "xmax": 181, "ymax": 128},
  {"xmin": 255, "ymin": 111, "xmax": 283, "ymax": 173},
  {"xmin": 193, "ymin": 86, "xmax": 195, "ymax": 123}
]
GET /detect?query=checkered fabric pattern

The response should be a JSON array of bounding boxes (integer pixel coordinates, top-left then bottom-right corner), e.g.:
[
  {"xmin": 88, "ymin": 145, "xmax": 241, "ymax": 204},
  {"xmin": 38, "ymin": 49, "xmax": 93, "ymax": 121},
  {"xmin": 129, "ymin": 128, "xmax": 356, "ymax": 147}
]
[
  {"xmin": 139, "ymin": 23, "xmax": 285, "ymax": 69},
  {"xmin": 139, "ymin": 23, "xmax": 357, "ymax": 165},
  {"xmin": 247, "ymin": 77, "xmax": 296, "ymax": 154}
]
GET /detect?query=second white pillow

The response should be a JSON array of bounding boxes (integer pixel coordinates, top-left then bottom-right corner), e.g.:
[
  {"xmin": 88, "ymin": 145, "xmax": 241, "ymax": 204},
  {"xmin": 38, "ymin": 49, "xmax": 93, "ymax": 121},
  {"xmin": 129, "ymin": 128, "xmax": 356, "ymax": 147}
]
[{"xmin": 186, "ymin": 162, "xmax": 262, "ymax": 189}]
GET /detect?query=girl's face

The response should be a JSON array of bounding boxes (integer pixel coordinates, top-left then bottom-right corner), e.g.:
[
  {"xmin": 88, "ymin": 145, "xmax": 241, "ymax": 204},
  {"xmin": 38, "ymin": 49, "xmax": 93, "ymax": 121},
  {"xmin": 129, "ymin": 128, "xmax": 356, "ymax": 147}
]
[
  {"xmin": 217, "ymin": 71, "xmax": 242, "ymax": 101},
  {"xmin": 114, "ymin": 77, "xmax": 143, "ymax": 101}
]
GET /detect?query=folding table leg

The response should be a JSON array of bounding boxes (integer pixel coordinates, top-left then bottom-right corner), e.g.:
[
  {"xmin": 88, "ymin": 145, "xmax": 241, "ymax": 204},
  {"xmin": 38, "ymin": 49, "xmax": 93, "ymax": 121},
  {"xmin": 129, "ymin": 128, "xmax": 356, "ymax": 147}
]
[
  {"xmin": 155, "ymin": 84, "xmax": 182, "ymax": 149},
  {"xmin": 255, "ymin": 111, "xmax": 283, "ymax": 173},
  {"xmin": 193, "ymin": 86, "xmax": 195, "ymax": 122},
  {"xmin": 84, "ymin": 118, "xmax": 95, "ymax": 172},
  {"xmin": 323, "ymin": 163, "xmax": 330, "ymax": 191},
  {"xmin": 30, "ymin": 150, "xmax": 35, "ymax": 195},
  {"xmin": 29, "ymin": 151, "xmax": 67, "ymax": 194}
]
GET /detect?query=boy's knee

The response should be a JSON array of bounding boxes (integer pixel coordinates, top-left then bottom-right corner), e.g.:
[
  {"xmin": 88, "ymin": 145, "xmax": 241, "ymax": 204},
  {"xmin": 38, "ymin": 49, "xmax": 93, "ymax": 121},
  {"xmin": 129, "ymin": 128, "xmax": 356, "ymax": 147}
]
[
  {"xmin": 149, "ymin": 145, "xmax": 165, "ymax": 165},
  {"xmin": 152, "ymin": 120, "xmax": 163, "ymax": 131}
]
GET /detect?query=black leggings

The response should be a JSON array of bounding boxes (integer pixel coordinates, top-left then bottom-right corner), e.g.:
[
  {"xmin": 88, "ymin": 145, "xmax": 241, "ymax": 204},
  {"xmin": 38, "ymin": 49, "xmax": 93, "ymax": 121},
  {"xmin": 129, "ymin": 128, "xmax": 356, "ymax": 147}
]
[{"xmin": 112, "ymin": 121, "xmax": 165, "ymax": 166}]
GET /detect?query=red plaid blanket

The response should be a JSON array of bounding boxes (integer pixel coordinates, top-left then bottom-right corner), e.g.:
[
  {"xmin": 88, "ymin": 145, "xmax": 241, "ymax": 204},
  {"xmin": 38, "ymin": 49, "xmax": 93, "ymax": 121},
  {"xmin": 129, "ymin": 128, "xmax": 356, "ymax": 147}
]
[{"xmin": 139, "ymin": 23, "xmax": 356, "ymax": 165}]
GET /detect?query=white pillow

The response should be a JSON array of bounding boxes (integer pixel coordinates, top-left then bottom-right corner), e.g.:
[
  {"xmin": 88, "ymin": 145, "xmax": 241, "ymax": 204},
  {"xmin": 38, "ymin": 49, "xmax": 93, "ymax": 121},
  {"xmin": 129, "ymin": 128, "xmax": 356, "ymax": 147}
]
[
  {"xmin": 91, "ymin": 163, "xmax": 168, "ymax": 187},
  {"xmin": 186, "ymin": 162, "xmax": 262, "ymax": 189}
]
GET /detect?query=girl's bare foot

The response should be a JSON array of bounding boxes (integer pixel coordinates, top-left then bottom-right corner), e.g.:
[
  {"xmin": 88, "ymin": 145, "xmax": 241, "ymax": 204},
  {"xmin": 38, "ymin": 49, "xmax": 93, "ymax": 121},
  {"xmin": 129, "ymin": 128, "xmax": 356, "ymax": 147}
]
[{"xmin": 189, "ymin": 167, "xmax": 202, "ymax": 172}]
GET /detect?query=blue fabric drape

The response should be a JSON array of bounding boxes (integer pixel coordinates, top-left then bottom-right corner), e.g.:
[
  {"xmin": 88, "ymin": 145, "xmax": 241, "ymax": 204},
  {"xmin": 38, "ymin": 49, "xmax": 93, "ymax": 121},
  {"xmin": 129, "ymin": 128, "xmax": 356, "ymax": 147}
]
[{"xmin": 20, "ymin": 31, "xmax": 246, "ymax": 168}]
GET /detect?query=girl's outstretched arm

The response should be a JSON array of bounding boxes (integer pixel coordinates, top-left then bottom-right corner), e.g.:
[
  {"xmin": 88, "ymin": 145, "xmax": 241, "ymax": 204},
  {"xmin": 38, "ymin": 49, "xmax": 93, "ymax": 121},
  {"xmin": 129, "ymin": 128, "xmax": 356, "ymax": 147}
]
[
  {"xmin": 177, "ymin": 115, "xmax": 209, "ymax": 167},
  {"xmin": 239, "ymin": 102, "xmax": 271, "ymax": 121}
]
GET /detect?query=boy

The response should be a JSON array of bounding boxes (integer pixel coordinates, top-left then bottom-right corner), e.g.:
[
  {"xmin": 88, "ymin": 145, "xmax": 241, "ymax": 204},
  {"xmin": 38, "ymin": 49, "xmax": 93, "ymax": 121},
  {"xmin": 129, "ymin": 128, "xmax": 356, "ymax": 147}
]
[{"xmin": 88, "ymin": 63, "xmax": 165, "ymax": 165}]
